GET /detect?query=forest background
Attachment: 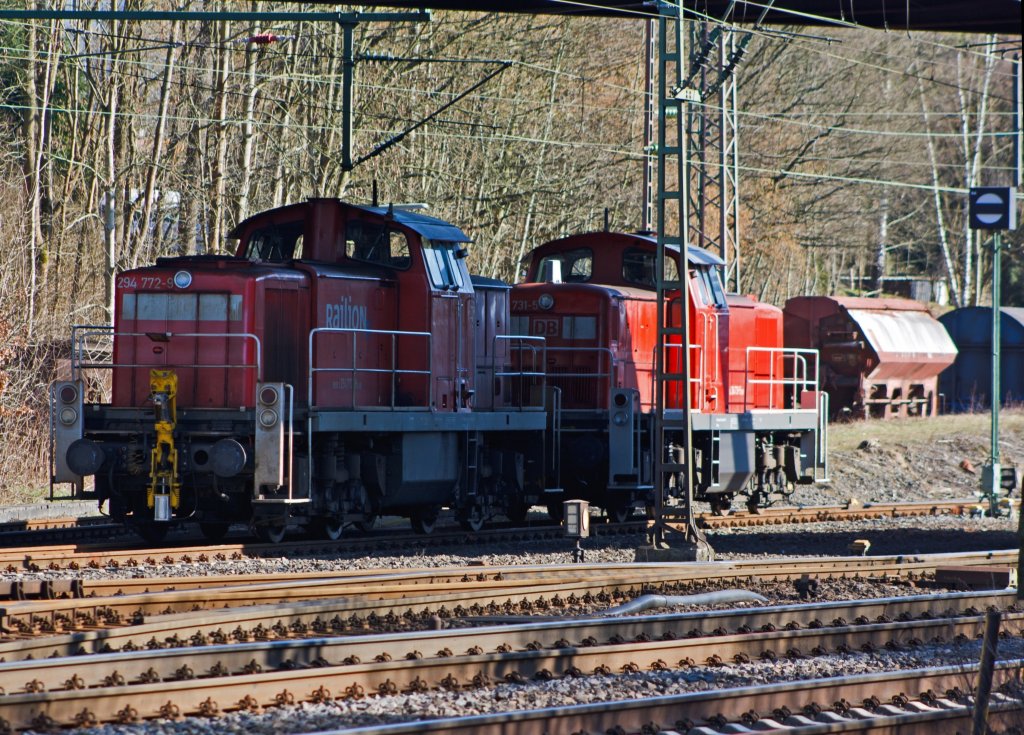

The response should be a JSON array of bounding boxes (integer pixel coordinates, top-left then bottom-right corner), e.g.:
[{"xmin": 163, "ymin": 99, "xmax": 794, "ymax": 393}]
[{"xmin": 0, "ymin": 2, "xmax": 1020, "ymax": 497}]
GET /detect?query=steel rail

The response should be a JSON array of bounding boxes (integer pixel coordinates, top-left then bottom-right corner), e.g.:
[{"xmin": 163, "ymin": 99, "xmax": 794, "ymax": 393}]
[
  {"xmin": 0, "ymin": 593, "xmax": 1017, "ymax": 702},
  {"xmin": 290, "ymin": 663, "xmax": 1024, "ymax": 732},
  {"xmin": 0, "ymin": 565, "xmax": 697, "ymax": 603},
  {"xmin": 0, "ymin": 521, "xmax": 642, "ymax": 568},
  {"xmin": 0, "ymin": 548, "xmax": 1013, "ymax": 608},
  {"xmin": 303, "ymin": 668, "xmax": 1024, "ymax": 735},
  {"xmin": 0, "ymin": 498, "xmax": 1004, "ymax": 566},
  {"xmin": 0, "ymin": 574, "xmax": 1016, "ymax": 665},
  {"xmin": 1, "ymin": 550, "xmax": 1017, "ymax": 646},
  {"xmin": 1, "ymin": 642, "xmax": 1019, "ymax": 731},
  {"xmin": 1, "ymin": 549, "xmax": 1017, "ymax": 635},
  {"xmin": 694, "ymin": 498, "xmax": 1010, "ymax": 529}
]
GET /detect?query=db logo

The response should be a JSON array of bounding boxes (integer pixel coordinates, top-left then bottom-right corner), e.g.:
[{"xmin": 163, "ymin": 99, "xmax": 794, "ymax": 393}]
[{"xmin": 531, "ymin": 318, "xmax": 560, "ymax": 337}]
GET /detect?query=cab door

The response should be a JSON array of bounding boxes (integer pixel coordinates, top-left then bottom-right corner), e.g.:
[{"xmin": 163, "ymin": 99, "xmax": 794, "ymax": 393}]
[
  {"xmin": 687, "ymin": 265, "xmax": 728, "ymax": 413},
  {"xmin": 422, "ymin": 240, "xmax": 473, "ymax": 411}
]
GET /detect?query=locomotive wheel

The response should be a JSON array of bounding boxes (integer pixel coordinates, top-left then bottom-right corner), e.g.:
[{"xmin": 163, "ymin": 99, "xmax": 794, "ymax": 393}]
[
  {"xmin": 709, "ymin": 496, "xmax": 732, "ymax": 516},
  {"xmin": 136, "ymin": 522, "xmax": 169, "ymax": 544},
  {"xmin": 606, "ymin": 503, "xmax": 635, "ymax": 524},
  {"xmin": 255, "ymin": 523, "xmax": 288, "ymax": 544},
  {"xmin": 411, "ymin": 508, "xmax": 439, "ymax": 535},
  {"xmin": 199, "ymin": 522, "xmax": 230, "ymax": 542},
  {"xmin": 745, "ymin": 494, "xmax": 764, "ymax": 515},
  {"xmin": 505, "ymin": 501, "xmax": 530, "ymax": 526},
  {"xmin": 546, "ymin": 501, "xmax": 564, "ymax": 523},
  {"xmin": 353, "ymin": 514, "xmax": 378, "ymax": 533},
  {"xmin": 318, "ymin": 517, "xmax": 344, "ymax": 541},
  {"xmin": 458, "ymin": 505, "xmax": 485, "ymax": 533}
]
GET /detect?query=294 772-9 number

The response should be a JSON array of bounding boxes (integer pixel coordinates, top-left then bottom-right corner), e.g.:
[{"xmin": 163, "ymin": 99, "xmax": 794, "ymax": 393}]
[{"xmin": 116, "ymin": 276, "xmax": 173, "ymax": 290}]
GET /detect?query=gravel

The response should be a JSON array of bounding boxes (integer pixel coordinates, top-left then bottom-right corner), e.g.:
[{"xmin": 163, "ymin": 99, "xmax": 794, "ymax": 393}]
[{"xmin": 4, "ymin": 508, "xmax": 1016, "ymax": 587}]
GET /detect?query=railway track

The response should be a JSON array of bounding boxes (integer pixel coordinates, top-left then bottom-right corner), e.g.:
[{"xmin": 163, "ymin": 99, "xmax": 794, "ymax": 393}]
[
  {"xmin": 0, "ymin": 589, "xmax": 1019, "ymax": 730},
  {"xmin": 0, "ymin": 551, "xmax": 1016, "ymax": 658},
  {"xmin": 0, "ymin": 498, "xmax": 997, "ymax": 568},
  {"xmin": 308, "ymin": 663, "xmax": 1024, "ymax": 735}
]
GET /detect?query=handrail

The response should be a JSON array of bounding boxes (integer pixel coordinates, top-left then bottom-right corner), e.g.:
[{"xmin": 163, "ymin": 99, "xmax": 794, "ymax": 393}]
[
  {"xmin": 663, "ymin": 341, "xmax": 707, "ymax": 411},
  {"xmin": 743, "ymin": 346, "xmax": 820, "ymax": 411},
  {"xmin": 71, "ymin": 327, "xmax": 263, "ymax": 382},
  {"xmin": 542, "ymin": 345, "xmax": 617, "ymax": 379},
  {"xmin": 308, "ymin": 327, "xmax": 432, "ymax": 410},
  {"xmin": 699, "ymin": 311, "xmax": 719, "ymax": 396},
  {"xmin": 816, "ymin": 390, "xmax": 830, "ymax": 482},
  {"xmin": 492, "ymin": 335, "xmax": 546, "ymax": 410}
]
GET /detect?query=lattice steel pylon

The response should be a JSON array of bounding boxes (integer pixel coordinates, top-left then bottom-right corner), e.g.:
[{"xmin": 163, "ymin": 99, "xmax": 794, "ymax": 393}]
[
  {"xmin": 687, "ymin": 21, "xmax": 750, "ymax": 293},
  {"xmin": 649, "ymin": 1, "xmax": 712, "ymax": 560}
]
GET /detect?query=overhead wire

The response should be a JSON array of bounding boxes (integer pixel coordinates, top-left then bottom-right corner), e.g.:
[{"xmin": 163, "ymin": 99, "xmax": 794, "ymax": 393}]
[
  {"xmin": 0, "ymin": 32, "xmax": 1008, "ymax": 142},
  {"xmin": 0, "ymin": 9, "xmax": 1014, "ymax": 199}
]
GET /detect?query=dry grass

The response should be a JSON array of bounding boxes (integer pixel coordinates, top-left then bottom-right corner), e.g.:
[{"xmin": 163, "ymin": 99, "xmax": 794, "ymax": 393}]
[{"xmin": 829, "ymin": 408, "xmax": 1024, "ymax": 454}]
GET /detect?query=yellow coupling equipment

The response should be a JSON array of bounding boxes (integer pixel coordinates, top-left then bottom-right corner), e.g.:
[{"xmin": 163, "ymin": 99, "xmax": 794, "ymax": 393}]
[{"xmin": 148, "ymin": 369, "xmax": 181, "ymax": 519}]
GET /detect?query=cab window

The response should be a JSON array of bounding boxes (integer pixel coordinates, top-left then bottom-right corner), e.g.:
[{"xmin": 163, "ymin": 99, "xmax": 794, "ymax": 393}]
[
  {"xmin": 690, "ymin": 266, "xmax": 727, "ymax": 308},
  {"xmin": 690, "ymin": 268, "xmax": 711, "ymax": 305},
  {"xmin": 423, "ymin": 239, "xmax": 468, "ymax": 290},
  {"xmin": 704, "ymin": 267, "xmax": 727, "ymax": 307},
  {"xmin": 345, "ymin": 220, "xmax": 411, "ymax": 269},
  {"xmin": 622, "ymin": 247, "xmax": 678, "ymax": 287},
  {"xmin": 244, "ymin": 221, "xmax": 304, "ymax": 261},
  {"xmin": 533, "ymin": 248, "xmax": 592, "ymax": 283}
]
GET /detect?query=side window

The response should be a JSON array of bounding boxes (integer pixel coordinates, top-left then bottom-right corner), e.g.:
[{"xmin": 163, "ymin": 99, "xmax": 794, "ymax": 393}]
[
  {"xmin": 389, "ymin": 231, "xmax": 411, "ymax": 269},
  {"xmin": 622, "ymin": 247, "xmax": 678, "ymax": 287},
  {"xmin": 345, "ymin": 220, "xmax": 411, "ymax": 269},
  {"xmin": 423, "ymin": 239, "xmax": 468, "ymax": 290},
  {"xmin": 622, "ymin": 248, "xmax": 654, "ymax": 286}
]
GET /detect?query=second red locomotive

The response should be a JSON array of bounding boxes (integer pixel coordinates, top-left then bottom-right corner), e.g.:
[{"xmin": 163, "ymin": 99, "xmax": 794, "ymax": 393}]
[{"xmin": 512, "ymin": 231, "xmax": 829, "ymax": 516}]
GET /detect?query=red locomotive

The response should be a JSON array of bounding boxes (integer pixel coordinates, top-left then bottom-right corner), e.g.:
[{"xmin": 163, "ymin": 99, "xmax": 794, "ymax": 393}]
[
  {"xmin": 512, "ymin": 231, "xmax": 828, "ymax": 516},
  {"xmin": 51, "ymin": 199, "xmax": 547, "ymax": 541},
  {"xmin": 50, "ymin": 201, "xmax": 828, "ymax": 541}
]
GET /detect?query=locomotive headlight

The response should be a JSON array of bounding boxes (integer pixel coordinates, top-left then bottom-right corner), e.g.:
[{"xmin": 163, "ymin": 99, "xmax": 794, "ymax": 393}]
[
  {"xmin": 258, "ymin": 408, "xmax": 279, "ymax": 428},
  {"xmin": 59, "ymin": 384, "xmax": 79, "ymax": 404},
  {"xmin": 538, "ymin": 293, "xmax": 554, "ymax": 310},
  {"xmin": 612, "ymin": 411, "xmax": 628, "ymax": 427},
  {"xmin": 59, "ymin": 407, "xmax": 79, "ymax": 426},
  {"xmin": 259, "ymin": 386, "xmax": 279, "ymax": 406},
  {"xmin": 173, "ymin": 270, "xmax": 192, "ymax": 289}
]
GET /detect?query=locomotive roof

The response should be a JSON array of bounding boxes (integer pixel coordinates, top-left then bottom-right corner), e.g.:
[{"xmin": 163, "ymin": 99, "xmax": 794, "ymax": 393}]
[
  {"xmin": 528, "ymin": 231, "xmax": 725, "ymax": 267},
  {"xmin": 229, "ymin": 200, "xmax": 471, "ymax": 243},
  {"xmin": 358, "ymin": 205, "xmax": 472, "ymax": 243}
]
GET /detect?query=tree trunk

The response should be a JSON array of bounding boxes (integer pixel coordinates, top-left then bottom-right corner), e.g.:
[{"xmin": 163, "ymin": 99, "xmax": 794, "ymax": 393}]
[
  {"xmin": 136, "ymin": 23, "xmax": 179, "ymax": 265},
  {"xmin": 918, "ymin": 77, "xmax": 961, "ymax": 308},
  {"xmin": 209, "ymin": 20, "xmax": 232, "ymax": 253}
]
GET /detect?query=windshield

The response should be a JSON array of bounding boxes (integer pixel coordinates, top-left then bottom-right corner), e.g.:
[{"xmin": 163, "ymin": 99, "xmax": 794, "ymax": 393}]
[
  {"xmin": 244, "ymin": 221, "xmax": 304, "ymax": 261},
  {"xmin": 532, "ymin": 248, "xmax": 592, "ymax": 283}
]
